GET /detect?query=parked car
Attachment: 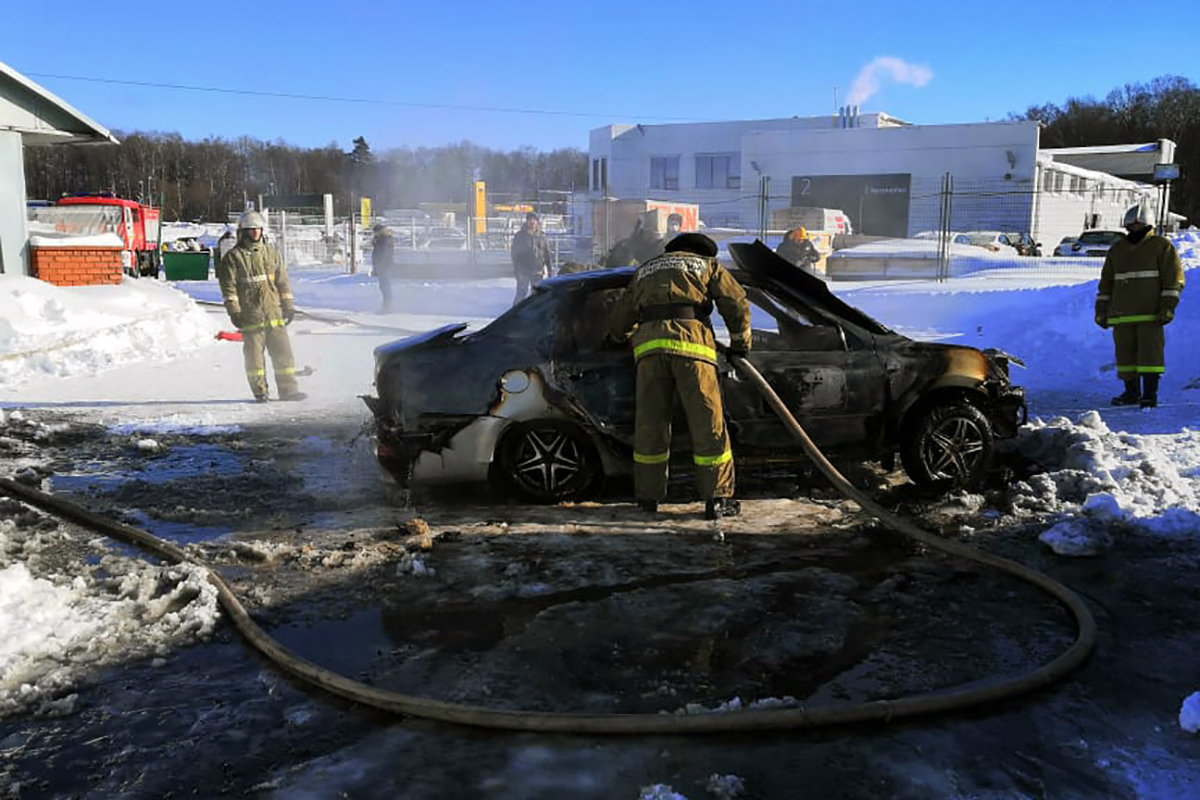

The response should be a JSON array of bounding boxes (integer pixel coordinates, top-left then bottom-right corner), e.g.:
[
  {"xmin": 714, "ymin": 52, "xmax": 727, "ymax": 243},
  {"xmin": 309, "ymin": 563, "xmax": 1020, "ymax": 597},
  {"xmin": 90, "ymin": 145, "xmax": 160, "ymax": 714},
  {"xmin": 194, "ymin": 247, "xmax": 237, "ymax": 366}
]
[
  {"xmin": 964, "ymin": 231, "xmax": 1040, "ymax": 255},
  {"xmin": 1001, "ymin": 232, "xmax": 1042, "ymax": 257},
  {"xmin": 363, "ymin": 242, "xmax": 1026, "ymax": 500},
  {"xmin": 913, "ymin": 231, "xmax": 973, "ymax": 246},
  {"xmin": 1053, "ymin": 237, "xmax": 1078, "ymax": 257},
  {"xmin": 1062, "ymin": 230, "xmax": 1124, "ymax": 257}
]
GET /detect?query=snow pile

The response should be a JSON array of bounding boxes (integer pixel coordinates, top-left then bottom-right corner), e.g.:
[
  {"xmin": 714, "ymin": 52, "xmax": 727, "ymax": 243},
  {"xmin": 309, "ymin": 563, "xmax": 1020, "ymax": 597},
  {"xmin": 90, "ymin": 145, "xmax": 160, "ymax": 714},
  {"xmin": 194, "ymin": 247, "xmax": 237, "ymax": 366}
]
[
  {"xmin": 0, "ymin": 518, "xmax": 221, "ymax": 718},
  {"xmin": 1008, "ymin": 411, "xmax": 1200, "ymax": 550},
  {"xmin": 0, "ymin": 274, "xmax": 217, "ymax": 387},
  {"xmin": 28, "ymin": 233, "xmax": 125, "ymax": 248}
]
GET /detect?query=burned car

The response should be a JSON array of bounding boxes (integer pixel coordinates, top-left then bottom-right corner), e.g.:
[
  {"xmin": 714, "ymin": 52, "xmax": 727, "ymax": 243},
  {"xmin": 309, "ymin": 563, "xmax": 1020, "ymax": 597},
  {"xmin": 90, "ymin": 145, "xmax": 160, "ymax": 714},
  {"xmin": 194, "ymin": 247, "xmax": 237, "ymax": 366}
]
[{"xmin": 363, "ymin": 241, "xmax": 1025, "ymax": 501}]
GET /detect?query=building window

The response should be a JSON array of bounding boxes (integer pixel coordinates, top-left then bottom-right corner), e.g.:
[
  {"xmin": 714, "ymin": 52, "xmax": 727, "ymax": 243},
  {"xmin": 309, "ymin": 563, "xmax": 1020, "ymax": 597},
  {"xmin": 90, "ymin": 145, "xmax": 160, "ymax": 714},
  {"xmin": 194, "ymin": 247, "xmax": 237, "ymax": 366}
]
[
  {"xmin": 650, "ymin": 156, "xmax": 679, "ymax": 190},
  {"xmin": 592, "ymin": 157, "xmax": 608, "ymax": 192},
  {"xmin": 695, "ymin": 153, "xmax": 740, "ymax": 189}
]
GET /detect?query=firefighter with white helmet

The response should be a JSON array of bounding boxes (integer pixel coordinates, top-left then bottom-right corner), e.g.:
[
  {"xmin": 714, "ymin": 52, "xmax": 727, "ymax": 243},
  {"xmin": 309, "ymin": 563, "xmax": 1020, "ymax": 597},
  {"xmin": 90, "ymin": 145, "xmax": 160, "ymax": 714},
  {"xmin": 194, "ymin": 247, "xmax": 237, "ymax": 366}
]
[
  {"xmin": 1094, "ymin": 203, "xmax": 1184, "ymax": 408},
  {"xmin": 216, "ymin": 210, "xmax": 306, "ymax": 402}
]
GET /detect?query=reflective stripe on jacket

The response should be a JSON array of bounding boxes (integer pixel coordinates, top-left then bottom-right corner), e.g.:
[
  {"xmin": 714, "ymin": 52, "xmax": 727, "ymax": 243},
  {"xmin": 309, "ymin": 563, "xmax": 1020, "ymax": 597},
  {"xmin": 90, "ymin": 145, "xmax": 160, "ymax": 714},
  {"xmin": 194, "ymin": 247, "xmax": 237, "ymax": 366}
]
[
  {"xmin": 608, "ymin": 253, "xmax": 751, "ymax": 364},
  {"xmin": 1095, "ymin": 231, "xmax": 1184, "ymax": 324}
]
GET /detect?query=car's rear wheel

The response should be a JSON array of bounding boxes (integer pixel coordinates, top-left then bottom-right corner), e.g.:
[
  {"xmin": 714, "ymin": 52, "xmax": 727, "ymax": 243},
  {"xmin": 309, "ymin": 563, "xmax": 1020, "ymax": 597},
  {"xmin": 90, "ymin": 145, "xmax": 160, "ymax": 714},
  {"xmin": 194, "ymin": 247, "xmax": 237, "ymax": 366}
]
[
  {"xmin": 900, "ymin": 402, "xmax": 994, "ymax": 489},
  {"xmin": 496, "ymin": 419, "xmax": 600, "ymax": 502}
]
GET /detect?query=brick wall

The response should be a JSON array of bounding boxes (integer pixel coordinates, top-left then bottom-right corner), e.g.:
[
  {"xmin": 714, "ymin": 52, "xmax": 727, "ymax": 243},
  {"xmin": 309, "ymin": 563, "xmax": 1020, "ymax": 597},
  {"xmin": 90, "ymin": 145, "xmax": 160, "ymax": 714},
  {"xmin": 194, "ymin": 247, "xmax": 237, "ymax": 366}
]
[{"xmin": 30, "ymin": 246, "xmax": 124, "ymax": 286}]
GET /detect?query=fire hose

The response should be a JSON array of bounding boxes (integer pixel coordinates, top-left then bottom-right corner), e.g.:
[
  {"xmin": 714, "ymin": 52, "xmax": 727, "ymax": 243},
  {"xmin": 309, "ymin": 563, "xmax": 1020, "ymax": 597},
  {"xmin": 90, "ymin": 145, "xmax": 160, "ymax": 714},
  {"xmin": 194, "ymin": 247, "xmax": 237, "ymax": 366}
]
[{"xmin": 0, "ymin": 354, "xmax": 1095, "ymax": 734}]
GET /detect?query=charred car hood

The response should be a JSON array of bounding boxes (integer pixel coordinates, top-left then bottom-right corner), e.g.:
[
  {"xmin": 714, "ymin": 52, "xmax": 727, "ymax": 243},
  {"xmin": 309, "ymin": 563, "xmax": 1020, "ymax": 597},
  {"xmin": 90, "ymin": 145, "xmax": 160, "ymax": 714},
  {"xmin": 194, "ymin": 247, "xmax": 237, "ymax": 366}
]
[
  {"xmin": 373, "ymin": 323, "xmax": 469, "ymax": 362},
  {"xmin": 728, "ymin": 240, "xmax": 892, "ymax": 334}
]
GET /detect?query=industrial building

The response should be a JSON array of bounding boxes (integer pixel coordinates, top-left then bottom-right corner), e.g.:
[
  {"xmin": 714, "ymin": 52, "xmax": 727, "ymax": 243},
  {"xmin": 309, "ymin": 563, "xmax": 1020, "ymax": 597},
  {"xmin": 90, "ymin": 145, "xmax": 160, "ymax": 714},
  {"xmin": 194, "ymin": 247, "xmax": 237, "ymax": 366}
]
[{"xmin": 581, "ymin": 110, "xmax": 1176, "ymax": 253}]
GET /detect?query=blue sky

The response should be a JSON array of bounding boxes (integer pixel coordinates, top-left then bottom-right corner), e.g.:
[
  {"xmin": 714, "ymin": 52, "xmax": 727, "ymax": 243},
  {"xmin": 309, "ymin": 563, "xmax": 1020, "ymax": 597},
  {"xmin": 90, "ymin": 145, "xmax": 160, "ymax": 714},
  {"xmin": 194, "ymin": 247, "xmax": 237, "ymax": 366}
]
[{"xmin": 3, "ymin": 0, "xmax": 1194, "ymax": 154}]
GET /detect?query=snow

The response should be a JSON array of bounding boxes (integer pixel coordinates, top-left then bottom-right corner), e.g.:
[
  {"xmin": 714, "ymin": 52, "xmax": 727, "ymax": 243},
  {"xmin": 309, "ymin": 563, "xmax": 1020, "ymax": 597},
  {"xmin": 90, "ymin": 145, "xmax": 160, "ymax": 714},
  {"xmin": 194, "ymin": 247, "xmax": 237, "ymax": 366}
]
[
  {"xmin": 28, "ymin": 232, "xmax": 124, "ymax": 248},
  {"xmin": 1, "ymin": 229, "xmax": 1199, "ymax": 722}
]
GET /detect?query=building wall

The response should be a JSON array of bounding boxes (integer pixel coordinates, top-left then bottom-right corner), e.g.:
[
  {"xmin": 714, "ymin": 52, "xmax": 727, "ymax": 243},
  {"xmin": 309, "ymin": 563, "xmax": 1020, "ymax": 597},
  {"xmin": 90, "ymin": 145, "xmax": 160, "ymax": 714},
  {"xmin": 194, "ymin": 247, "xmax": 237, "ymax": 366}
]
[
  {"xmin": 30, "ymin": 245, "xmax": 124, "ymax": 286},
  {"xmin": 1032, "ymin": 159, "xmax": 1159, "ymax": 249},
  {"xmin": 0, "ymin": 130, "xmax": 27, "ymax": 275},
  {"xmin": 741, "ymin": 121, "xmax": 1041, "ymax": 236}
]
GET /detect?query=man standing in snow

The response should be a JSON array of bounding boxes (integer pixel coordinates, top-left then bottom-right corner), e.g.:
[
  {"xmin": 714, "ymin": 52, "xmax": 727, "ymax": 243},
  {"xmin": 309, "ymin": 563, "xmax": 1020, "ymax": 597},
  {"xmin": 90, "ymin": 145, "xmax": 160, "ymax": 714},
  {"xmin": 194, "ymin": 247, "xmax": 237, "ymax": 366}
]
[
  {"xmin": 1094, "ymin": 204, "xmax": 1184, "ymax": 408},
  {"xmin": 371, "ymin": 223, "xmax": 397, "ymax": 312},
  {"xmin": 608, "ymin": 232, "xmax": 751, "ymax": 520},
  {"xmin": 217, "ymin": 211, "xmax": 306, "ymax": 402},
  {"xmin": 510, "ymin": 212, "xmax": 553, "ymax": 305}
]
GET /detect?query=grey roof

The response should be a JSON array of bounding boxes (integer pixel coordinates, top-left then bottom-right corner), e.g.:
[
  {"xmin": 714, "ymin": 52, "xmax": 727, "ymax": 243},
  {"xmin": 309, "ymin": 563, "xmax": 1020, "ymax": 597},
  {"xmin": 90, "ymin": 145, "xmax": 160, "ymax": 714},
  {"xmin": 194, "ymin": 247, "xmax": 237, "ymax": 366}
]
[{"xmin": 0, "ymin": 61, "xmax": 118, "ymax": 145}]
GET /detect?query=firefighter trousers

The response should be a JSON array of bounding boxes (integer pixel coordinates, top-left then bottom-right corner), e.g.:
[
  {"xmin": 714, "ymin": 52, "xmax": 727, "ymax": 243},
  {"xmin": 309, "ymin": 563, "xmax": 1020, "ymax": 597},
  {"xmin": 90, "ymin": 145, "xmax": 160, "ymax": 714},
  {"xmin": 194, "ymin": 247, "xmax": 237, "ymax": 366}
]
[
  {"xmin": 1112, "ymin": 323, "xmax": 1165, "ymax": 379},
  {"xmin": 242, "ymin": 326, "xmax": 299, "ymax": 398},
  {"xmin": 633, "ymin": 354, "xmax": 734, "ymax": 502}
]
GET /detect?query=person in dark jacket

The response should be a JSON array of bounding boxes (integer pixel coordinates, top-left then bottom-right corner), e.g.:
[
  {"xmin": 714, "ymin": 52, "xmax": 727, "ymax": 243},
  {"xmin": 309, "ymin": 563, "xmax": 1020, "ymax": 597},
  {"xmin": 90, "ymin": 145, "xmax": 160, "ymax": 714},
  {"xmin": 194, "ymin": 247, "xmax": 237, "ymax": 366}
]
[
  {"xmin": 776, "ymin": 227, "xmax": 821, "ymax": 273},
  {"xmin": 510, "ymin": 212, "xmax": 553, "ymax": 305},
  {"xmin": 1094, "ymin": 204, "xmax": 1184, "ymax": 408},
  {"xmin": 371, "ymin": 223, "xmax": 398, "ymax": 312}
]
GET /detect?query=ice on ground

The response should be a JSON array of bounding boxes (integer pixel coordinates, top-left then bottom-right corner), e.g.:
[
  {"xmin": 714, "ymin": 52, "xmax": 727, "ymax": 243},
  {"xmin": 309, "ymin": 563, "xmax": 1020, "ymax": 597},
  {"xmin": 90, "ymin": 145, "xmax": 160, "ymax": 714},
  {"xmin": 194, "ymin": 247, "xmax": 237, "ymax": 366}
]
[
  {"xmin": 1180, "ymin": 692, "xmax": 1200, "ymax": 733},
  {"xmin": 1010, "ymin": 411, "xmax": 1200, "ymax": 533},
  {"xmin": 0, "ymin": 514, "xmax": 221, "ymax": 718},
  {"xmin": 706, "ymin": 774, "xmax": 745, "ymax": 799},
  {"xmin": 640, "ymin": 785, "xmax": 689, "ymax": 800}
]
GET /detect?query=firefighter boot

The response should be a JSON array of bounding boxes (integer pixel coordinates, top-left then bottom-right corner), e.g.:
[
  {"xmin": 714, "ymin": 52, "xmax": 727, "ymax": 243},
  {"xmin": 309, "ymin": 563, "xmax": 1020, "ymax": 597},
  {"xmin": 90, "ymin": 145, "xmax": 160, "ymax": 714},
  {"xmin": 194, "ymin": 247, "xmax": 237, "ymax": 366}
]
[
  {"xmin": 705, "ymin": 498, "xmax": 741, "ymax": 520},
  {"xmin": 1111, "ymin": 378, "xmax": 1140, "ymax": 406},
  {"xmin": 1140, "ymin": 374, "xmax": 1159, "ymax": 409}
]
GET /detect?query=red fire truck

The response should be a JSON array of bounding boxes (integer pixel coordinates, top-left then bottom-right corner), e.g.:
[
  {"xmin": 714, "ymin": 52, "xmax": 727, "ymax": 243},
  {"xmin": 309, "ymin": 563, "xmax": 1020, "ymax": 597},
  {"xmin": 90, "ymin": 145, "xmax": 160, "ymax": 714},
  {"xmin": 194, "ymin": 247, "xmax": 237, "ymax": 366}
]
[{"xmin": 54, "ymin": 193, "xmax": 162, "ymax": 277}]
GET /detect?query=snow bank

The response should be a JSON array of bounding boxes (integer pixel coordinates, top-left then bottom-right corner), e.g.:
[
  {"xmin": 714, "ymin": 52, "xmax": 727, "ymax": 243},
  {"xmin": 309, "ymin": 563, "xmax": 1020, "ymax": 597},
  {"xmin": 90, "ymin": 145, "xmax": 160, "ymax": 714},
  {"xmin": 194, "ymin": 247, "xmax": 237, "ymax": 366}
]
[{"xmin": 0, "ymin": 274, "xmax": 217, "ymax": 387}]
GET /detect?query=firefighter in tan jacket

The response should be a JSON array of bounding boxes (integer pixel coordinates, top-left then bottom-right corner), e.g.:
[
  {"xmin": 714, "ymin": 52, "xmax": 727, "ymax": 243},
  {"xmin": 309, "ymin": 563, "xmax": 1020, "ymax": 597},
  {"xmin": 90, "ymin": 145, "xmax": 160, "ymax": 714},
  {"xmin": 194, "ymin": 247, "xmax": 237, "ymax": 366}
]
[
  {"xmin": 217, "ymin": 211, "xmax": 306, "ymax": 402},
  {"xmin": 1095, "ymin": 204, "xmax": 1184, "ymax": 408},
  {"xmin": 609, "ymin": 233, "xmax": 751, "ymax": 519}
]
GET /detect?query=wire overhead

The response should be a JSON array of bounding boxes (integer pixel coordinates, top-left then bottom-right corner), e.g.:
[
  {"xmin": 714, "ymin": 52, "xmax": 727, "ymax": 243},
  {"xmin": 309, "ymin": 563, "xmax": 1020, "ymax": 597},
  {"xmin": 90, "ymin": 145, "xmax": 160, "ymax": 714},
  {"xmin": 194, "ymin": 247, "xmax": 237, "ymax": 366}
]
[{"xmin": 26, "ymin": 72, "xmax": 709, "ymax": 123}]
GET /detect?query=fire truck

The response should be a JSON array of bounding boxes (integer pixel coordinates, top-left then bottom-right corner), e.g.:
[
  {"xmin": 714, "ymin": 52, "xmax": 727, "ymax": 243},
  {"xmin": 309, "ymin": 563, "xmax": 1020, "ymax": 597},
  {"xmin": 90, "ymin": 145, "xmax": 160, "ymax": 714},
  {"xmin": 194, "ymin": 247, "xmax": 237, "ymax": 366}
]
[{"xmin": 54, "ymin": 193, "xmax": 162, "ymax": 277}]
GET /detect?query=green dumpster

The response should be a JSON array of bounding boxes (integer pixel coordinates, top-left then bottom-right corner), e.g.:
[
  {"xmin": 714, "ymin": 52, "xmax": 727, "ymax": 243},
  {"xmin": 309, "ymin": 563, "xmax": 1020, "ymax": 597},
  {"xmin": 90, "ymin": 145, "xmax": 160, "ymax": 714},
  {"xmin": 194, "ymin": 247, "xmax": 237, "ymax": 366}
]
[{"xmin": 163, "ymin": 250, "xmax": 211, "ymax": 280}]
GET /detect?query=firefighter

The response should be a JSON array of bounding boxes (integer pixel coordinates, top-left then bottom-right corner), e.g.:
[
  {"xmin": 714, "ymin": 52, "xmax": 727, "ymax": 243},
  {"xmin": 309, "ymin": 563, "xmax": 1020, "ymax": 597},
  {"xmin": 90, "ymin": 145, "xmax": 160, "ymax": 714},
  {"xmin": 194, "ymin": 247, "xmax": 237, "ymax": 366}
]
[
  {"xmin": 1094, "ymin": 204, "xmax": 1184, "ymax": 408},
  {"xmin": 609, "ymin": 233, "xmax": 752, "ymax": 520},
  {"xmin": 510, "ymin": 212, "xmax": 553, "ymax": 305},
  {"xmin": 217, "ymin": 211, "xmax": 306, "ymax": 402},
  {"xmin": 776, "ymin": 227, "xmax": 821, "ymax": 273}
]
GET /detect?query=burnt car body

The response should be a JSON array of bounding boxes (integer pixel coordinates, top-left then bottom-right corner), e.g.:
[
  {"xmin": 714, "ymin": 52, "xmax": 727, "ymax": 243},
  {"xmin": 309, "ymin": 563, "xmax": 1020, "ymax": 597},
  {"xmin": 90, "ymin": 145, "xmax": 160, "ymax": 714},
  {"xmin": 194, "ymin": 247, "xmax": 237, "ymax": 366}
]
[{"xmin": 363, "ymin": 241, "xmax": 1026, "ymax": 501}]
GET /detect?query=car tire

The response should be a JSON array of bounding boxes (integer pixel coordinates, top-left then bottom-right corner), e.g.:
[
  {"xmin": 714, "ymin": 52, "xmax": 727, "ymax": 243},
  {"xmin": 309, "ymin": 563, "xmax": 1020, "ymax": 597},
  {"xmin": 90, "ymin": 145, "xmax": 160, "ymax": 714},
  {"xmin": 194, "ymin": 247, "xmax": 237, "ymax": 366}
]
[
  {"xmin": 496, "ymin": 419, "xmax": 600, "ymax": 502},
  {"xmin": 900, "ymin": 402, "xmax": 994, "ymax": 489}
]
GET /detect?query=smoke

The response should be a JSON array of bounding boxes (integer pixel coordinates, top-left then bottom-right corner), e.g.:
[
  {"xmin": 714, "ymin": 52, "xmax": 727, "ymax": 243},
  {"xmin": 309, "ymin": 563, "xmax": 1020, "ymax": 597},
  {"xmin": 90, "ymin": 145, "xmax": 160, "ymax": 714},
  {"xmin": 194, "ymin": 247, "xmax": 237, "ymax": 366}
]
[{"xmin": 845, "ymin": 57, "xmax": 932, "ymax": 106}]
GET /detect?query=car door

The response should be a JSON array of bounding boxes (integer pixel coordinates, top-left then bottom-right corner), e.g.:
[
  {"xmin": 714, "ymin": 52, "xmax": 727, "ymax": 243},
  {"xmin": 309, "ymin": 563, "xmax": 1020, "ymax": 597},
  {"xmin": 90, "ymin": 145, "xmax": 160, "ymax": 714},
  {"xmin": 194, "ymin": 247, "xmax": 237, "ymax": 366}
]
[
  {"xmin": 713, "ymin": 284, "xmax": 885, "ymax": 453},
  {"xmin": 551, "ymin": 286, "xmax": 637, "ymax": 442}
]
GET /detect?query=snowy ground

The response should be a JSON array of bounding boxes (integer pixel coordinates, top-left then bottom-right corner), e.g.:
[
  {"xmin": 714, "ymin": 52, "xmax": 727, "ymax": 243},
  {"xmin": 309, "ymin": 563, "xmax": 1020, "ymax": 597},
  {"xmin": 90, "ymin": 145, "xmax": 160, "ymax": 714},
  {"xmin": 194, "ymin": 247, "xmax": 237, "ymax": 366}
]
[{"xmin": 2, "ymin": 231, "xmax": 1200, "ymax": 797}]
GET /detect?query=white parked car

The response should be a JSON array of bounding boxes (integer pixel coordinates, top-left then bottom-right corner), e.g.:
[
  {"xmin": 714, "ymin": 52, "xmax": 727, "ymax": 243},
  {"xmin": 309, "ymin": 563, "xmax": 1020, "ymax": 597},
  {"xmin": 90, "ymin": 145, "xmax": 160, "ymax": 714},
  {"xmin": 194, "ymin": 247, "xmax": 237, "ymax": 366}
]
[
  {"xmin": 1061, "ymin": 230, "xmax": 1124, "ymax": 258},
  {"xmin": 1053, "ymin": 237, "xmax": 1078, "ymax": 257},
  {"xmin": 964, "ymin": 231, "xmax": 1008, "ymax": 252},
  {"xmin": 914, "ymin": 231, "xmax": 973, "ymax": 245}
]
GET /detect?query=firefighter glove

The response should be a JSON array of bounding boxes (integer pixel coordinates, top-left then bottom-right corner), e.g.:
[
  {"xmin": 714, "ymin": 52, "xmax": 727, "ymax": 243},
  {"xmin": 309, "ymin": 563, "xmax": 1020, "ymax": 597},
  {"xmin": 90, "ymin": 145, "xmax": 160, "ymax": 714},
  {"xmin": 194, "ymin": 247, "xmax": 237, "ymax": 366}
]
[
  {"xmin": 283, "ymin": 306, "xmax": 296, "ymax": 325},
  {"xmin": 229, "ymin": 311, "xmax": 246, "ymax": 329},
  {"xmin": 1094, "ymin": 312, "xmax": 1109, "ymax": 329},
  {"xmin": 1157, "ymin": 307, "xmax": 1174, "ymax": 325},
  {"xmin": 726, "ymin": 344, "xmax": 750, "ymax": 359}
]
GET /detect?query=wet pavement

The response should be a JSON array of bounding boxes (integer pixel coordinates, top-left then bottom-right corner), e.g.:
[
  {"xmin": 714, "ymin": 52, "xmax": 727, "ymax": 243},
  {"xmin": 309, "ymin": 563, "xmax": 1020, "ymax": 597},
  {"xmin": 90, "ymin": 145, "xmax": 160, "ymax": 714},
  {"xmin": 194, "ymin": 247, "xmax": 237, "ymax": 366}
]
[{"xmin": 2, "ymin": 412, "xmax": 1199, "ymax": 798}]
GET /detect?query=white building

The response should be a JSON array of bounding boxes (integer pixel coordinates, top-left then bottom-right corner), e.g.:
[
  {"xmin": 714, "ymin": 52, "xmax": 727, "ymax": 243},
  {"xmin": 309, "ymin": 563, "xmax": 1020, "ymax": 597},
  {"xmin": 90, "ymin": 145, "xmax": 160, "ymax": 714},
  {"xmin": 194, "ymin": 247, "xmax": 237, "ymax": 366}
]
[
  {"xmin": 0, "ymin": 61, "xmax": 117, "ymax": 276},
  {"xmin": 584, "ymin": 111, "xmax": 1171, "ymax": 253}
]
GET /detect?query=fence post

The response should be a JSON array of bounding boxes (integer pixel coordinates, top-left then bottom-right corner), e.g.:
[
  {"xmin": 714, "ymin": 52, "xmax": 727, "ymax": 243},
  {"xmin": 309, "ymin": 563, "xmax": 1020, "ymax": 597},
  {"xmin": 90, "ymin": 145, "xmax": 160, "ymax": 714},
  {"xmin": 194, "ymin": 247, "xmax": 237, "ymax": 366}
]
[
  {"xmin": 349, "ymin": 195, "xmax": 357, "ymax": 274},
  {"xmin": 937, "ymin": 172, "xmax": 953, "ymax": 282}
]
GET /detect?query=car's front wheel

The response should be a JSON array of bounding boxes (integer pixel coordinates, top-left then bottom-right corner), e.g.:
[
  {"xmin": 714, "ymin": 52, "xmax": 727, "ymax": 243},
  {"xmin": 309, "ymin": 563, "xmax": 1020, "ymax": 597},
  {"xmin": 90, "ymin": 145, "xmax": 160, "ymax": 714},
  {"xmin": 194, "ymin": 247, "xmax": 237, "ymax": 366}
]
[
  {"xmin": 900, "ymin": 402, "xmax": 994, "ymax": 489},
  {"xmin": 495, "ymin": 419, "xmax": 600, "ymax": 502}
]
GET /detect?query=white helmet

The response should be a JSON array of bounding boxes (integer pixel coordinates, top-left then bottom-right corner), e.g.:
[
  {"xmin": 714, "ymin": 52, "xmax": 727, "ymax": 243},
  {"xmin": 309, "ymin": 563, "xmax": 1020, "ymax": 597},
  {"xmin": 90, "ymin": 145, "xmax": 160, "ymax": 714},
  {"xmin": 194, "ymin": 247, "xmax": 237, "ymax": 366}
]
[
  {"xmin": 1122, "ymin": 204, "xmax": 1153, "ymax": 228},
  {"xmin": 238, "ymin": 210, "xmax": 266, "ymax": 230}
]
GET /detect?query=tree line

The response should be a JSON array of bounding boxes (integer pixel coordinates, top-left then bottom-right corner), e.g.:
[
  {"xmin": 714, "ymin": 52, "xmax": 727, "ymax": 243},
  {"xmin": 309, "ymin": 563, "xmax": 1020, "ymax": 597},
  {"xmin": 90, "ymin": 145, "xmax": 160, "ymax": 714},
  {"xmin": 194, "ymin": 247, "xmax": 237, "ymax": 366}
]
[
  {"xmin": 1016, "ymin": 74, "xmax": 1198, "ymax": 226},
  {"xmin": 23, "ymin": 133, "xmax": 588, "ymax": 221}
]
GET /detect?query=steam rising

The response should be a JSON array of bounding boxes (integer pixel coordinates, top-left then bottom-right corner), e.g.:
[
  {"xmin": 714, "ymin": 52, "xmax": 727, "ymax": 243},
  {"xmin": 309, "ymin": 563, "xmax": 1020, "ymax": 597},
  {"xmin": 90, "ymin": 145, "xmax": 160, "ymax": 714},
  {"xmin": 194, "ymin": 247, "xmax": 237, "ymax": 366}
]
[{"xmin": 846, "ymin": 57, "xmax": 933, "ymax": 106}]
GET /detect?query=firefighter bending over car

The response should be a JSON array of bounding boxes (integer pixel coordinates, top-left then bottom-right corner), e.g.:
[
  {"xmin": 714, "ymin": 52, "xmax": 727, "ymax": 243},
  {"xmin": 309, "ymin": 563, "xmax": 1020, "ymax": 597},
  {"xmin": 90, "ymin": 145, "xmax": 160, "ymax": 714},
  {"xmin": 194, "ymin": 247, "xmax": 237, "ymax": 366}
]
[
  {"xmin": 1094, "ymin": 204, "xmax": 1184, "ymax": 409},
  {"xmin": 217, "ymin": 210, "xmax": 306, "ymax": 403},
  {"xmin": 609, "ymin": 233, "xmax": 751, "ymax": 520}
]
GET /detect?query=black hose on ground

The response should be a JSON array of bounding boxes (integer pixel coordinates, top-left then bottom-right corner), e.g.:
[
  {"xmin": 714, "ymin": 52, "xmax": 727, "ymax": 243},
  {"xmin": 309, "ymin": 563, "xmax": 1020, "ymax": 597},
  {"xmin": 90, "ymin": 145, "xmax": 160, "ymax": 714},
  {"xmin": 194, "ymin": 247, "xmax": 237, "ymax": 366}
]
[{"xmin": 0, "ymin": 367, "xmax": 1094, "ymax": 733}]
